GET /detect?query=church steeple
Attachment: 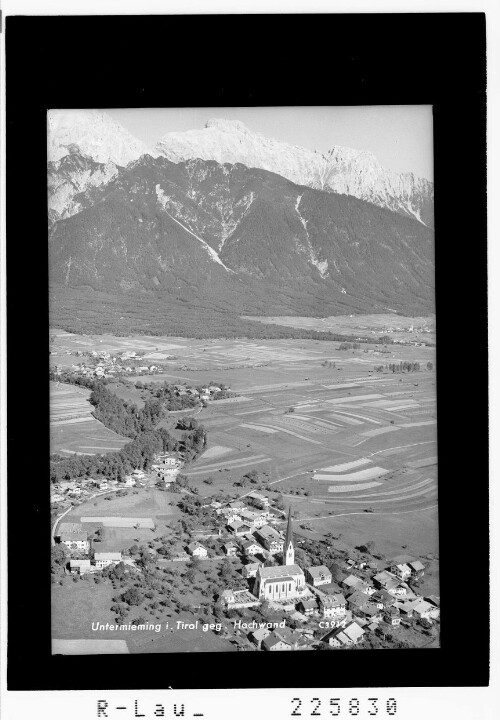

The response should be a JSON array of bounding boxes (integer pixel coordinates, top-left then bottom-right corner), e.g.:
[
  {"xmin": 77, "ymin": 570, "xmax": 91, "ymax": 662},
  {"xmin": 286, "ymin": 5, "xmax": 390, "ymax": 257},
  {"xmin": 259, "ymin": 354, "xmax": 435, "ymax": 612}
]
[{"xmin": 282, "ymin": 506, "xmax": 294, "ymax": 566}]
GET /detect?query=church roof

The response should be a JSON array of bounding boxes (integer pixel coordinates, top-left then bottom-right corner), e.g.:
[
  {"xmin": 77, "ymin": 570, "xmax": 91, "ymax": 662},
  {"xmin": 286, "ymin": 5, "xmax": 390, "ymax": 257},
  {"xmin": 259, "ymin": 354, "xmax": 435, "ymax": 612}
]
[
  {"xmin": 258, "ymin": 564, "xmax": 303, "ymax": 579},
  {"xmin": 263, "ymin": 576, "xmax": 295, "ymax": 585}
]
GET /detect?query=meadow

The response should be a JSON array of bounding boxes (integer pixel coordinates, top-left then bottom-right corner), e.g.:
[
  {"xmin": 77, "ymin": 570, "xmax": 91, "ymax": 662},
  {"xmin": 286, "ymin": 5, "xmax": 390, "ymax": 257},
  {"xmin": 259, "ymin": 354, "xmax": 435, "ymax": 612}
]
[
  {"xmin": 50, "ymin": 381, "xmax": 129, "ymax": 455},
  {"xmin": 51, "ymin": 330, "xmax": 439, "ymax": 579},
  {"xmin": 243, "ymin": 313, "xmax": 436, "ymax": 345}
]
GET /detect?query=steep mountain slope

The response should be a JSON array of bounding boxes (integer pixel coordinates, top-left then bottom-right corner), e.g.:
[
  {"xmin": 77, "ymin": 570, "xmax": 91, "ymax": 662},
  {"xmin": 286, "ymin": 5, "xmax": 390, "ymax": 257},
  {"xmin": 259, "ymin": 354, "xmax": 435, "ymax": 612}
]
[
  {"xmin": 48, "ymin": 153, "xmax": 119, "ymax": 223},
  {"xmin": 47, "ymin": 110, "xmax": 153, "ymax": 222},
  {"xmin": 49, "ymin": 155, "xmax": 434, "ymax": 320},
  {"xmin": 47, "ymin": 110, "xmax": 151, "ymax": 165},
  {"xmin": 155, "ymin": 119, "xmax": 434, "ymax": 228}
]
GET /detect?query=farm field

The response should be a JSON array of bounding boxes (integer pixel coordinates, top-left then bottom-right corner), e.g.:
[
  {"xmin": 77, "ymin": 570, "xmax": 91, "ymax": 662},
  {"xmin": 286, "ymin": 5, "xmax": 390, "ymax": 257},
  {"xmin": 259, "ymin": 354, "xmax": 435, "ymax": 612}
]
[
  {"xmin": 51, "ymin": 578, "xmax": 235, "ymax": 655},
  {"xmin": 52, "ymin": 581, "xmax": 116, "ymax": 640},
  {"xmin": 243, "ymin": 313, "xmax": 436, "ymax": 345},
  {"xmin": 50, "ymin": 326, "xmax": 440, "ymax": 654},
  {"xmin": 64, "ymin": 489, "xmax": 181, "ymax": 552},
  {"xmin": 67, "ymin": 488, "xmax": 177, "ymax": 518},
  {"xmin": 50, "ymin": 381, "xmax": 129, "ymax": 455},
  {"xmin": 50, "ymin": 329, "xmax": 438, "ymax": 573},
  {"xmin": 52, "ymin": 639, "xmax": 130, "ymax": 654}
]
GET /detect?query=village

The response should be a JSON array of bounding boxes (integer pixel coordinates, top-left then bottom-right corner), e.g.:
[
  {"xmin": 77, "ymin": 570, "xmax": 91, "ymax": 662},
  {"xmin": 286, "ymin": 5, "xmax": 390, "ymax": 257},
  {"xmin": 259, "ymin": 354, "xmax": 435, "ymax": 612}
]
[
  {"xmin": 50, "ymin": 331, "xmax": 439, "ymax": 654},
  {"xmin": 53, "ymin": 473, "xmax": 440, "ymax": 652},
  {"xmin": 51, "ymin": 347, "xmax": 167, "ymax": 379}
]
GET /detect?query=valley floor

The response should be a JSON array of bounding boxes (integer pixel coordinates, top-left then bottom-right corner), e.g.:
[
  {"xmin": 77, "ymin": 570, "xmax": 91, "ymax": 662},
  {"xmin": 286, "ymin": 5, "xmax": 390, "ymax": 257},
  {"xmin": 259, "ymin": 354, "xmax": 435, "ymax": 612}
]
[{"xmin": 50, "ymin": 328, "xmax": 439, "ymax": 653}]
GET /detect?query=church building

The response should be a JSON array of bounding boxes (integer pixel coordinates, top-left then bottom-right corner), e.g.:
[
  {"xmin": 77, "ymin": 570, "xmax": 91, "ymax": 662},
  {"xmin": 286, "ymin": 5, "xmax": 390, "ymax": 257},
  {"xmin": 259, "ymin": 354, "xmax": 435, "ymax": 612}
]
[{"xmin": 253, "ymin": 508, "xmax": 306, "ymax": 601}]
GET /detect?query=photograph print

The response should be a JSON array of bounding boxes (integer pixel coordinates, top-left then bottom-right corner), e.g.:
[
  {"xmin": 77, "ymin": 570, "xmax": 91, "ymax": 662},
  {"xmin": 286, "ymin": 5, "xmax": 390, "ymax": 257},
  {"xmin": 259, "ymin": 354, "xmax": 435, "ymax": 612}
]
[{"xmin": 48, "ymin": 106, "xmax": 439, "ymax": 656}]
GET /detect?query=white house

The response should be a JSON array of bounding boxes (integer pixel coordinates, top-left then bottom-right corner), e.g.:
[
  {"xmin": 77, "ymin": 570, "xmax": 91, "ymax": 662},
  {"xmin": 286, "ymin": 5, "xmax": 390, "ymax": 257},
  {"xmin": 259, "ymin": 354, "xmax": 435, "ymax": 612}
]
[
  {"xmin": 93, "ymin": 479, "xmax": 108, "ymax": 490},
  {"xmin": 319, "ymin": 593, "xmax": 347, "ymax": 620},
  {"xmin": 249, "ymin": 627, "xmax": 271, "ymax": 648},
  {"xmin": 221, "ymin": 589, "xmax": 235, "ymax": 605},
  {"xmin": 424, "ymin": 596, "xmax": 440, "ymax": 619},
  {"xmin": 60, "ymin": 532, "xmax": 89, "ymax": 554},
  {"xmin": 411, "ymin": 600, "xmax": 434, "ymax": 621},
  {"xmin": 51, "ymin": 493, "xmax": 65, "ymax": 503},
  {"xmin": 324, "ymin": 621, "xmax": 365, "ymax": 648},
  {"xmin": 157, "ymin": 456, "xmax": 178, "ymax": 467},
  {"xmin": 306, "ymin": 565, "xmax": 332, "ymax": 587},
  {"xmin": 254, "ymin": 525, "xmax": 284, "ymax": 553},
  {"xmin": 390, "ymin": 563, "xmax": 412, "ymax": 581},
  {"xmin": 240, "ymin": 510, "xmax": 267, "ymax": 528},
  {"xmin": 242, "ymin": 561, "xmax": 262, "ymax": 579},
  {"xmin": 69, "ymin": 559, "xmax": 92, "ymax": 575},
  {"xmin": 94, "ymin": 552, "xmax": 122, "ymax": 569},
  {"xmin": 222, "ymin": 542, "xmax": 238, "ymax": 557},
  {"xmin": 262, "ymin": 632, "xmax": 292, "ymax": 652},
  {"xmin": 241, "ymin": 540, "xmax": 263, "ymax": 556},
  {"xmin": 223, "ymin": 512, "xmax": 242, "ymax": 525},
  {"xmin": 187, "ymin": 542, "xmax": 208, "ymax": 558},
  {"xmin": 246, "ymin": 492, "xmax": 270, "ymax": 507}
]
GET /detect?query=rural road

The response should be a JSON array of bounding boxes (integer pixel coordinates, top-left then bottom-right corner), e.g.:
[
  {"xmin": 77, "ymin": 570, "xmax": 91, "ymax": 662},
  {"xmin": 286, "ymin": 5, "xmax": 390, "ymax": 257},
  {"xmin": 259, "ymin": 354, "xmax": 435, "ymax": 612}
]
[
  {"xmin": 272, "ymin": 503, "xmax": 439, "ymax": 527},
  {"xmin": 51, "ymin": 505, "xmax": 72, "ymax": 546},
  {"xmin": 51, "ymin": 487, "xmax": 121, "ymax": 545}
]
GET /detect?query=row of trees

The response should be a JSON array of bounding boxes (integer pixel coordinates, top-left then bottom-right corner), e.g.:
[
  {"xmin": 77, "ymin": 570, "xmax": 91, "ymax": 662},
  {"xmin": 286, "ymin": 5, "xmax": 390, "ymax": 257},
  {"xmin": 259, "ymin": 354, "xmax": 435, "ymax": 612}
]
[
  {"xmin": 387, "ymin": 362, "xmax": 421, "ymax": 373},
  {"xmin": 375, "ymin": 361, "xmax": 433, "ymax": 373},
  {"xmin": 337, "ymin": 342, "xmax": 361, "ymax": 351},
  {"xmin": 50, "ymin": 426, "xmax": 179, "ymax": 482},
  {"xmin": 50, "ymin": 377, "xmax": 208, "ymax": 481}
]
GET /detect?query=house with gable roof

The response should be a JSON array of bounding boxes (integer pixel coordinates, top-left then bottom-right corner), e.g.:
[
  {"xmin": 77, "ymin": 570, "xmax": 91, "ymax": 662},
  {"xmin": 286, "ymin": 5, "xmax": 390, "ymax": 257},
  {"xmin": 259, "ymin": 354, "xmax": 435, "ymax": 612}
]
[
  {"xmin": 305, "ymin": 565, "xmax": 332, "ymax": 587},
  {"xmin": 322, "ymin": 621, "xmax": 365, "ymax": 648},
  {"xmin": 318, "ymin": 593, "xmax": 347, "ymax": 620},
  {"xmin": 187, "ymin": 541, "xmax": 208, "ymax": 558},
  {"xmin": 262, "ymin": 631, "xmax": 293, "ymax": 651}
]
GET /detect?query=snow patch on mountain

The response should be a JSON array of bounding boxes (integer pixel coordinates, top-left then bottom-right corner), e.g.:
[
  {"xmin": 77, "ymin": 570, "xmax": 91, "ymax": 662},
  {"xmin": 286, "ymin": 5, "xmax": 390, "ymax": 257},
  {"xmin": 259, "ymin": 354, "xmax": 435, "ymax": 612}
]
[
  {"xmin": 155, "ymin": 118, "xmax": 434, "ymax": 227},
  {"xmin": 48, "ymin": 110, "xmax": 152, "ymax": 166},
  {"xmin": 295, "ymin": 194, "xmax": 329, "ymax": 279},
  {"xmin": 155, "ymin": 185, "xmax": 234, "ymax": 272}
]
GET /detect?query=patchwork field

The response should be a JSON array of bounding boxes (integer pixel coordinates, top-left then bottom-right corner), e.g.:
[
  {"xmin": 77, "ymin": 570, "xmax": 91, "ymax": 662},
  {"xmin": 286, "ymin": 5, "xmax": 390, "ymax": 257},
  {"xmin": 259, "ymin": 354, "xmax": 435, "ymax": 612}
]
[
  {"xmin": 51, "ymin": 328, "xmax": 440, "ymax": 655},
  {"xmin": 243, "ymin": 313, "xmax": 436, "ymax": 345},
  {"xmin": 50, "ymin": 381, "xmax": 129, "ymax": 455},
  {"xmin": 50, "ymin": 330, "xmax": 438, "ymax": 557}
]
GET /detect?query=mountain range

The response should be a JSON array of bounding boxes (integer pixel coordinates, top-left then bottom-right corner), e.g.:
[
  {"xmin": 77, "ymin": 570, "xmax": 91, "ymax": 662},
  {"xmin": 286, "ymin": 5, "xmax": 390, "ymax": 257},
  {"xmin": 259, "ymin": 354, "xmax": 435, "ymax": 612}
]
[
  {"xmin": 47, "ymin": 111, "xmax": 434, "ymax": 228},
  {"xmin": 155, "ymin": 118, "xmax": 434, "ymax": 229},
  {"xmin": 47, "ymin": 111, "xmax": 435, "ymax": 335}
]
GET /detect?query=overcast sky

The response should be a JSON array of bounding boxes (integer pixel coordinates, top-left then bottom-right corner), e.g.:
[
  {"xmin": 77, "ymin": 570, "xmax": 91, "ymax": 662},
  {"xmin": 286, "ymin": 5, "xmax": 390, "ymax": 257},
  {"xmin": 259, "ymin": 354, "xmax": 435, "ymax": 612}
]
[{"xmin": 107, "ymin": 106, "xmax": 433, "ymax": 181}]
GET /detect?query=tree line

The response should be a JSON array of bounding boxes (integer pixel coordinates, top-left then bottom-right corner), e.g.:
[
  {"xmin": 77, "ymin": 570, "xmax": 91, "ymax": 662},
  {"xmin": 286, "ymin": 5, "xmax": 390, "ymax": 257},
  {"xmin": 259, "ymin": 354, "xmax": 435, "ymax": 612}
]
[
  {"xmin": 50, "ymin": 382, "xmax": 207, "ymax": 482},
  {"xmin": 387, "ymin": 362, "xmax": 421, "ymax": 373}
]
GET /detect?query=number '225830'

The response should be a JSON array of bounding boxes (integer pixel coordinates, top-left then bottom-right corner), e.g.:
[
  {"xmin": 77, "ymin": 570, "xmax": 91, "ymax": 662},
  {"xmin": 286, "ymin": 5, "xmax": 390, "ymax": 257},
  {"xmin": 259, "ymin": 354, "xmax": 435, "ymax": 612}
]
[{"xmin": 291, "ymin": 697, "xmax": 398, "ymax": 717}]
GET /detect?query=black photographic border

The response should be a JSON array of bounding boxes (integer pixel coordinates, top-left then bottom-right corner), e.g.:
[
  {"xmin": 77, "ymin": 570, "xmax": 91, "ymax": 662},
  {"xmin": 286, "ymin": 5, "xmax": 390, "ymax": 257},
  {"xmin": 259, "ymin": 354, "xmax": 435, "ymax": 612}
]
[{"xmin": 6, "ymin": 12, "xmax": 488, "ymax": 690}]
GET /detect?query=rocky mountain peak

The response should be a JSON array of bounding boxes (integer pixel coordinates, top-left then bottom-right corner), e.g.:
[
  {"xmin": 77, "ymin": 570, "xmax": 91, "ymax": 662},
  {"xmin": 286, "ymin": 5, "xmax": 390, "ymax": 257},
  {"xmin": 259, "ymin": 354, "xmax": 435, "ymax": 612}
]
[
  {"xmin": 47, "ymin": 109, "xmax": 152, "ymax": 166},
  {"xmin": 205, "ymin": 118, "xmax": 252, "ymax": 135},
  {"xmin": 155, "ymin": 119, "xmax": 434, "ymax": 228}
]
